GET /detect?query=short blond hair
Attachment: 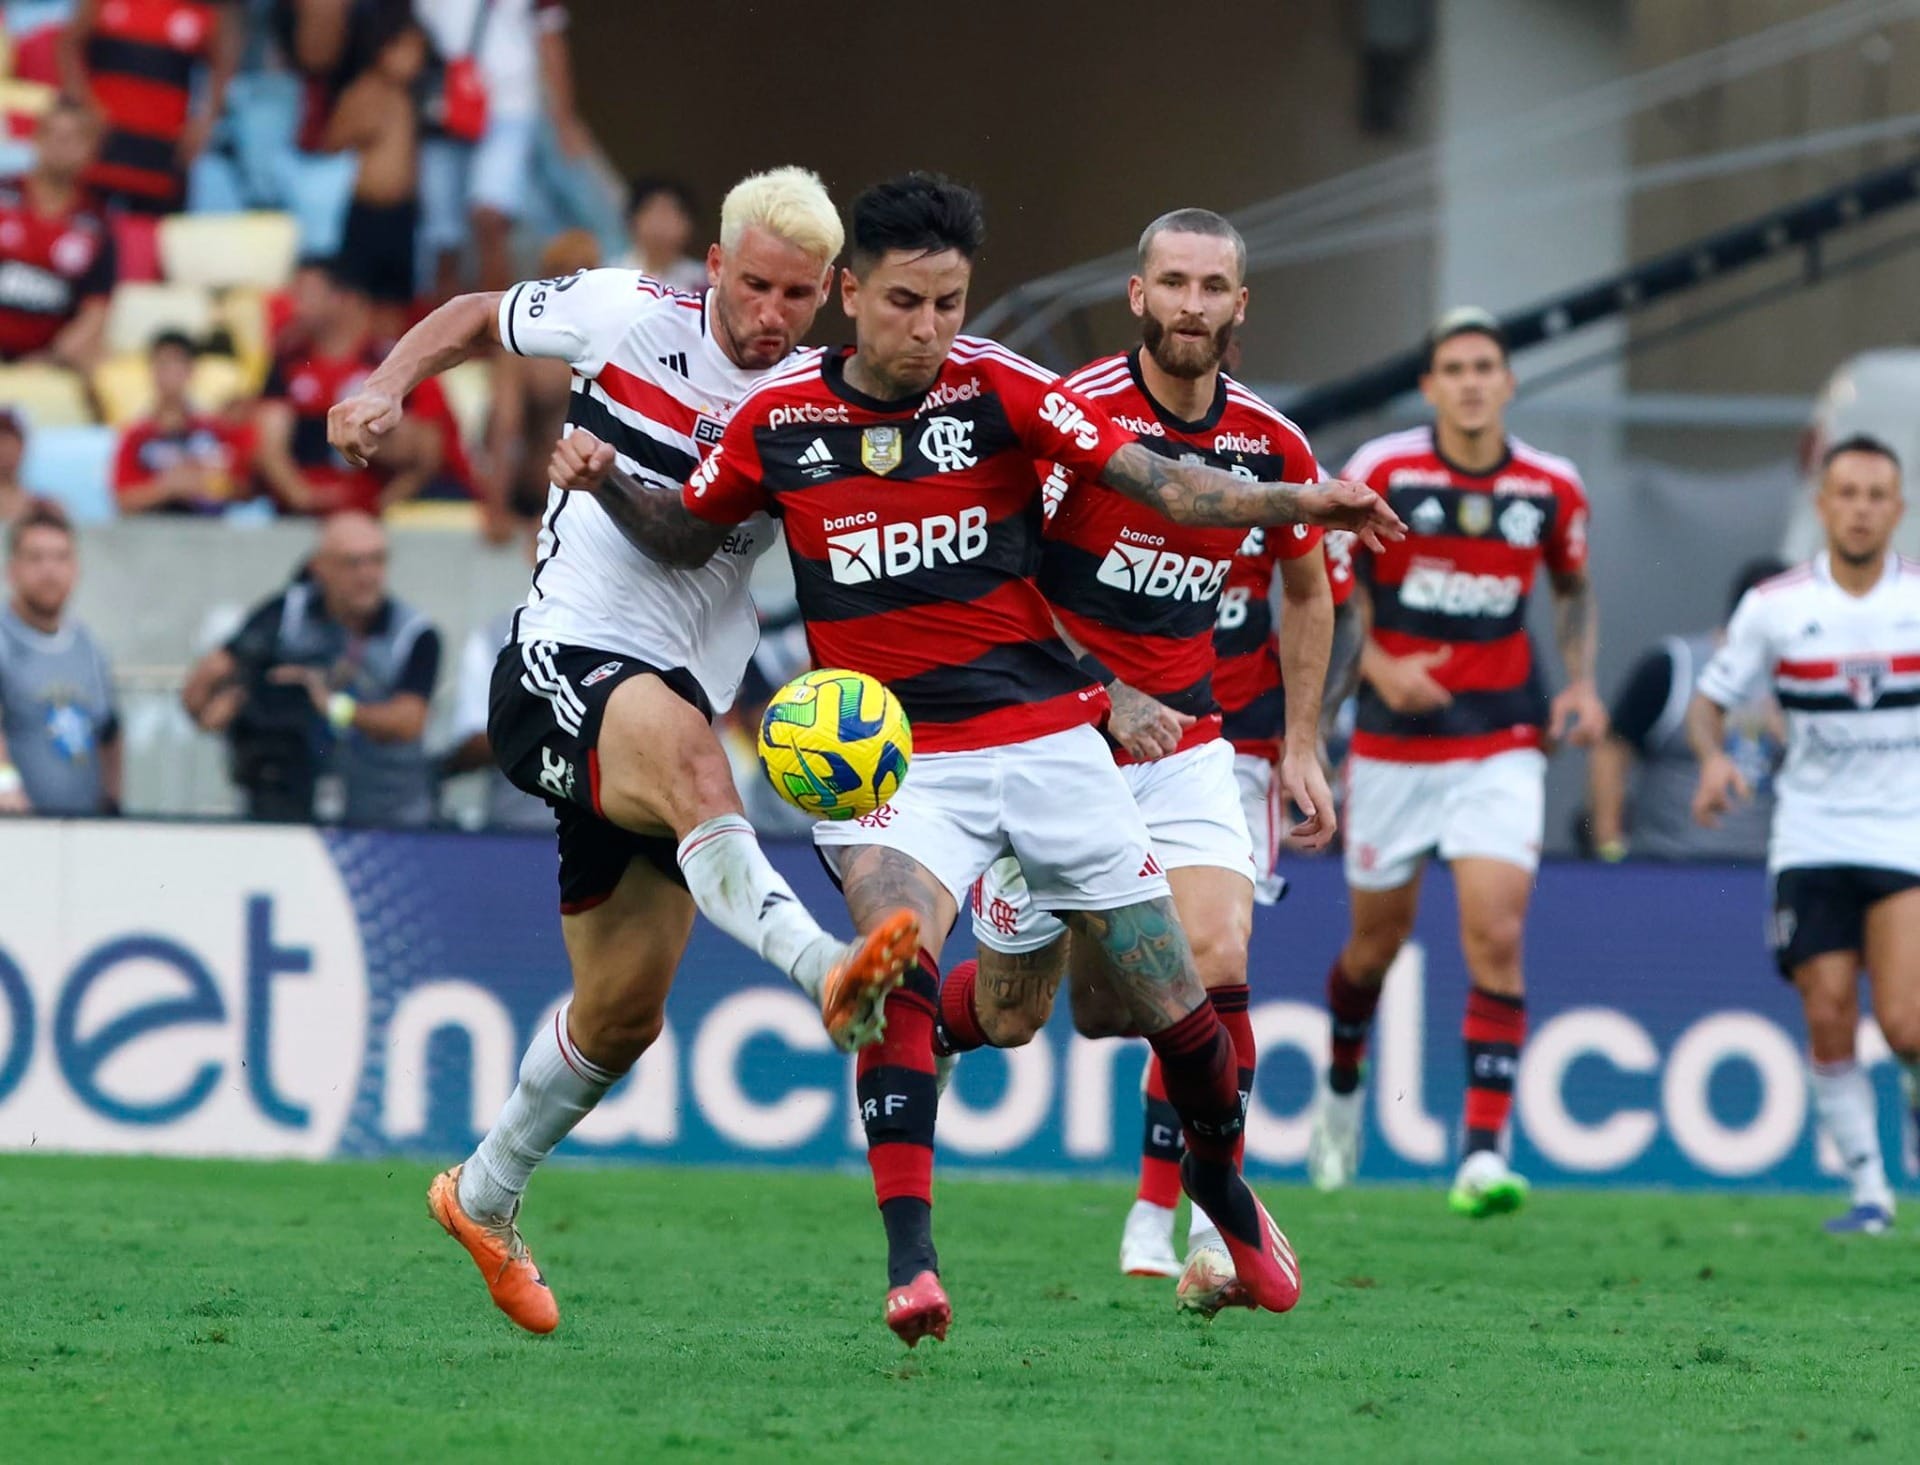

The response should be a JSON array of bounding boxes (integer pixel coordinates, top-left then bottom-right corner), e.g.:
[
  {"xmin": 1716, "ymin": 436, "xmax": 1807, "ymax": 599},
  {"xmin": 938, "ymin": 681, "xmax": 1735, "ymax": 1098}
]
[{"xmin": 719, "ymin": 166, "xmax": 843, "ymax": 263}]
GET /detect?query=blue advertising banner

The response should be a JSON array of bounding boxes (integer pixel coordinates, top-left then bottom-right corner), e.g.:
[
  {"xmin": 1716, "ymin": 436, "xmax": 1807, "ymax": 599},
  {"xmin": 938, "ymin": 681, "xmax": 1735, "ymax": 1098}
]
[{"xmin": 0, "ymin": 820, "xmax": 1901, "ymax": 1191}]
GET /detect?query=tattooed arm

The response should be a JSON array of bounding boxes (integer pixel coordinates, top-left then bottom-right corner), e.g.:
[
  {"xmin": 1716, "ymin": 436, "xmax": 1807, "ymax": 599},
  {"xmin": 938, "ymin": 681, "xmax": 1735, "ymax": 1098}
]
[
  {"xmin": 1547, "ymin": 568, "xmax": 1607, "ymax": 748},
  {"xmin": 548, "ymin": 427, "xmax": 729, "ymax": 568},
  {"xmin": 1063, "ymin": 897, "xmax": 1206, "ymax": 1034},
  {"xmin": 1049, "ymin": 611, "xmax": 1191, "ymax": 760},
  {"xmin": 1098, "ymin": 444, "xmax": 1405, "ymax": 548}
]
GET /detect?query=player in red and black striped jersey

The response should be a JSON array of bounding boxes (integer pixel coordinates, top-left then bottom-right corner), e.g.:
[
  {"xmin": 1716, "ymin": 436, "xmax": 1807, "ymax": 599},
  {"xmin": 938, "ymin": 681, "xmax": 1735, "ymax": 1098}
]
[
  {"xmin": 950, "ymin": 211, "xmax": 1342, "ymax": 1305},
  {"xmin": 0, "ymin": 100, "xmax": 115, "ymax": 371},
  {"xmin": 564, "ymin": 175, "xmax": 1404, "ymax": 1344},
  {"xmin": 1306, "ymin": 308, "xmax": 1605, "ymax": 1219}
]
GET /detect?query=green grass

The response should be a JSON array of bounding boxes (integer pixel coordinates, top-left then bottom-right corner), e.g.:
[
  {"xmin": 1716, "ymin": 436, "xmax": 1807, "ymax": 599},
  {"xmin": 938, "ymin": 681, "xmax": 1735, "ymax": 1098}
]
[{"xmin": 3, "ymin": 1156, "xmax": 1915, "ymax": 1462}]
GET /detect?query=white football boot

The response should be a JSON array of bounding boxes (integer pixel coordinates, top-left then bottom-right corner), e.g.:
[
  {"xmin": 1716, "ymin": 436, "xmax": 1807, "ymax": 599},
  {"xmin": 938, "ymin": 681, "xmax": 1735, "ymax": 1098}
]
[
  {"xmin": 1119, "ymin": 1199, "xmax": 1181, "ymax": 1278},
  {"xmin": 1448, "ymin": 1148, "xmax": 1528, "ymax": 1218},
  {"xmin": 1306, "ymin": 1082, "xmax": 1365, "ymax": 1192}
]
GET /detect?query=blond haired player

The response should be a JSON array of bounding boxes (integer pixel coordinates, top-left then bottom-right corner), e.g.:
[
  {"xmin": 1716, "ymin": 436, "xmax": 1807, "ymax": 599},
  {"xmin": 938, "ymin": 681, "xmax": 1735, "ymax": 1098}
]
[{"xmin": 329, "ymin": 167, "xmax": 917, "ymax": 1334}]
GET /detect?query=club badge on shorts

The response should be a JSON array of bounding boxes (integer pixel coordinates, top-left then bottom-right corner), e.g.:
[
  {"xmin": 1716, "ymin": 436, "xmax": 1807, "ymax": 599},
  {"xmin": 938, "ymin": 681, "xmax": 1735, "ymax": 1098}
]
[{"xmin": 861, "ymin": 426, "xmax": 903, "ymax": 476}]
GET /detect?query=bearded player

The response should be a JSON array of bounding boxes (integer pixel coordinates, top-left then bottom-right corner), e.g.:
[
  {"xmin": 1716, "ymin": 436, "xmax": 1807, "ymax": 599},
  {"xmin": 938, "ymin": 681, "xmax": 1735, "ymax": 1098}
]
[
  {"xmin": 932, "ymin": 209, "xmax": 1337, "ymax": 1308},
  {"xmin": 1691, "ymin": 436, "xmax": 1920, "ymax": 1235},
  {"xmin": 548, "ymin": 174, "xmax": 1403, "ymax": 1343},
  {"xmin": 1304, "ymin": 308, "xmax": 1604, "ymax": 1216},
  {"xmin": 328, "ymin": 168, "xmax": 916, "ymax": 1334}
]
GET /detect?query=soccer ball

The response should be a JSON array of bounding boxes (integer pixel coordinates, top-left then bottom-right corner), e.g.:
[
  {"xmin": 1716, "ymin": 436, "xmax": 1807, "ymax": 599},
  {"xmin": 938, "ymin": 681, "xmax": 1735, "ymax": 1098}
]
[{"xmin": 758, "ymin": 669, "xmax": 911, "ymax": 821}]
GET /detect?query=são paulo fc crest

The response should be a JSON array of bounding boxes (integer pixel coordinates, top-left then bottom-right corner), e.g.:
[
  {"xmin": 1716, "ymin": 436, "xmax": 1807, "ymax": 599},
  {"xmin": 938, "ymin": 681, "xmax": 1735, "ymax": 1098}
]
[
  {"xmin": 1844, "ymin": 657, "xmax": 1887, "ymax": 709},
  {"xmin": 1458, "ymin": 494, "xmax": 1493, "ymax": 536},
  {"xmin": 861, "ymin": 426, "xmax": 903, "ymax": 476}
]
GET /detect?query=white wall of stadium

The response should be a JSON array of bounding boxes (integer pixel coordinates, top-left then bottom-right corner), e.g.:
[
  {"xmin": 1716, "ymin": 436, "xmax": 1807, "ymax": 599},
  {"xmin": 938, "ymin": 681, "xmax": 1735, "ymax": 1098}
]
[{"xmin": 0, "ymin": 820, "xmax": 1895, "ymax": 1190}]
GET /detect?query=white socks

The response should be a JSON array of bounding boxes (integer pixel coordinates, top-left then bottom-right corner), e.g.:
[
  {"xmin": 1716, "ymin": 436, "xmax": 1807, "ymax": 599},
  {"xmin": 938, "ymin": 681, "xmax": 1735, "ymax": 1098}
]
[
  {"xmin": 460, "ymin": 1006, "xmax": 620, "ymax": 1222},
  {"xmin": 1811, "ymin": 1058, "xmax": 1892, "ymax": 1210},
  {"xmin": 677, "ymin": 814, "xmax": 840, "ymax": 1000}
]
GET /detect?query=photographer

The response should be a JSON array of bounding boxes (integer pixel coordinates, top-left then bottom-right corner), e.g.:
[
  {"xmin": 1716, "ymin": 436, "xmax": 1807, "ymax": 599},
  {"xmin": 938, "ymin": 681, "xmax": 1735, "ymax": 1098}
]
[{"xmin": 182, "ymin": 513, "xmax": 441, "ymax": 826}]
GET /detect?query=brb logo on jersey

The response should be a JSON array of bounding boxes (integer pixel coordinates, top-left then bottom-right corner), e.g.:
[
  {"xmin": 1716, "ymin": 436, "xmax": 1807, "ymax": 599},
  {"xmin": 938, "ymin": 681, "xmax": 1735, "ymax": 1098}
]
[
  {"xmin": 1400, "ymin": 558, "xmax": 1523, "ymax": 618},
  {"xmin": 825, "ymin": 506, "xmax": 990, "ymax": 585},
  {"xmin": 1096, "ymin": 531, "xmax": 1231, "ymax": 603}
]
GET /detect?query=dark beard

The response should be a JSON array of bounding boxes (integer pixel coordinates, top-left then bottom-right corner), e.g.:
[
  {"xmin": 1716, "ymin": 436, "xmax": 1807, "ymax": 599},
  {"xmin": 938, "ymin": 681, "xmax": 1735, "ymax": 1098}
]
[{"xmin": 1142, "ymin": 313, "xmax": 1233, "ymax": 380}]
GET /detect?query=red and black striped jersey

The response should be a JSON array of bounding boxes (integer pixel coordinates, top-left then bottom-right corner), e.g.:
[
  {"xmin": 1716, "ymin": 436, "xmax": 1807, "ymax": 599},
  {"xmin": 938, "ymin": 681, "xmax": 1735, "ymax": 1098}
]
[
  {"xmin": 0, "ymin": 181, "xmax": 116, "ymax": 359},
  {"xmin": 83, "ymin": 0, "xmax": 226, "ymax": 212},
  {"xmin": 1035, "ymin": 349, "xmax": 1320, "ymax": 760},
  {"xmin": 685, "ymin": 337, "xmax": 1133, "ymax": 753},
  {"xmin": 1213, "ymin": 524, "xmax": 1355, "ymax": 762},
  {"xmin": 1343, "ymin": 426, "xmax": 1589, "ymax": 762}
]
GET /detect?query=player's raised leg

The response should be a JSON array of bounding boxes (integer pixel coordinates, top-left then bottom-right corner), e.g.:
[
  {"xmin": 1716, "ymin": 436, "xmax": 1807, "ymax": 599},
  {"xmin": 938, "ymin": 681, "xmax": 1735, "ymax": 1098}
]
[
  {"xmin": 1447, "ymin": 855, "xmax": 1532, "ymax": 1217},
  {"xmin": 836, "ymin": 842, "xmax": 964, "ymax": 1347},
  {"xmin": 1308, "ymin": 877, "xmax": 1420, "ymax": 1191},
  {"xmin": 430, "ymin": 855, "xmax": 691, "ymax": 1333},
  {"xmin": 594, "ymin": 671, "xmax": 918, "ymax": 1048},
  {"xmin": 1795, "ymin": 942, "xmax": 1893, "ymax": 1234}
]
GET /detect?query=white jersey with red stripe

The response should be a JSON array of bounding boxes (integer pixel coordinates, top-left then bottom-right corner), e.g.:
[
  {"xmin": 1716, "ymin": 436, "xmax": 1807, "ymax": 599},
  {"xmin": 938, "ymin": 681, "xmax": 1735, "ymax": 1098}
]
[
  {"xmin": 1697, "ymin": 552, "xmax": 1920, "ymax": 875},
  {"xmin": 496, "ymin": 267, "xmax": 778, "ymax": 713}
]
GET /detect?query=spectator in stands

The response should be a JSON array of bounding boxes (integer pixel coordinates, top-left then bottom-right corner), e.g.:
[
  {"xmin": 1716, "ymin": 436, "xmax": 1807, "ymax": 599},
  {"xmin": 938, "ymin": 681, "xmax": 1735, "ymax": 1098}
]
[
  {"xmin": 58, "ymin": 0, "xmax": 241, "ymax": 217},
  {"xmin": 113, "ymin": 330, "xmax": 248, "ymax": 515},
  {"xmin": 0, "ymin": 500, "xmax": 120, "ymax": 816},
  {"xmin": 323, "ymin": 8, "xmax": 428, "ymax": 338},
  {"xmin": 475, "ymin": 226, "xmax": 595, "ymax": 541},
  {"xmin": 254, "ymin": 258, "xmax": 440, "ymax": 514},
  {"xmin": 0, "ymin": 99, "xmax": 115, "ymax": 373},
  {"xmin": 0, "ymin": 412, "xmax": 28, "ymax": 528},
  {"xmin": 439, "ymin": 526, "xmax": 546, "ymax": 828},
  {"xmin": 1586, "ymin": 557, "xmax": 1788, "ymax": 863},
  {"xmin": 417, "ymin": 0, "xmax": 593, "ymax": 295},
  {"xmin": 181, "ymin": 510, "xmax": 441, "ymax": 825},
  {"xmin": 618, "ymin": 177, "xmax": 706, "ymax": 291}
]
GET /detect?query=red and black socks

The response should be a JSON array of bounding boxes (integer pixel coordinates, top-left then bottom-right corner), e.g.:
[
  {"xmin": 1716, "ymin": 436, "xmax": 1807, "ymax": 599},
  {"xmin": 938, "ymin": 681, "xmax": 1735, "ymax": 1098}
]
[
  {"xmin": 857, "ymin": 950, "xmax": 942, "ymax": 1286},
  {"xmin": 931, "ymin": 958, "xmax": 985, "ymax": 1058},
  {"xmin": 1462, "ymin": 987, "xmax": 1526, "ymax": 1155},
  {"xmin": 1326, "ymin": 957, "xmax": 1383, "ymax": 1095}
]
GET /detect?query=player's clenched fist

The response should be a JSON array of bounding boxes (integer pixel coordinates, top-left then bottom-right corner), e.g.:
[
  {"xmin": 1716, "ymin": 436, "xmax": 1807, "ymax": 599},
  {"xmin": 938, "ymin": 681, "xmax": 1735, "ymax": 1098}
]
[
  {"xmin": 327, "ymin": 389, "xmax": 404, "ymax": 468},
  {"xmin": 1301, "ymin": 479, "xmax": 1405, "ymax": 553},
  {"xmin": 549, "ymin": 428, "xmax": 617, "ymax": 492}
]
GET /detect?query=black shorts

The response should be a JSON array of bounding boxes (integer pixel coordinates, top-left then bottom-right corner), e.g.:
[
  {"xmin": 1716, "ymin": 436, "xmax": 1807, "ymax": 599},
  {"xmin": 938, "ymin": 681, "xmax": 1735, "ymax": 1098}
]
[
  {"xmin": 488, "ymin": 638, "xmax": 713, "ymax": 913},
  {"xmin": 1769, "ymin": 864, "xmax": 1920, "ymax": 977},
  {"xmin": 339, "ymin": 198, "xmax": 420, "ymax": 304}
]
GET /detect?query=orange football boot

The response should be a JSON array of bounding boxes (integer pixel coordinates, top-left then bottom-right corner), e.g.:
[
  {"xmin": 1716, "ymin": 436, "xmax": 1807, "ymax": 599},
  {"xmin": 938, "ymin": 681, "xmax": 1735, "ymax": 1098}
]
[
  {"xmin": 427, "ymin": 1166, "xmax": 560, "ymax": 1334},
  {"xmin": 820, "ymin": 909, "xmax": 921, "ymax": 1051}
]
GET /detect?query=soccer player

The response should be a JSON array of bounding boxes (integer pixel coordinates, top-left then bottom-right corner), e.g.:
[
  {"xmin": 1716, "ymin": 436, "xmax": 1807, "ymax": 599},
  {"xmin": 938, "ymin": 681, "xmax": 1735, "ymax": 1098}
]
[
  {"xmin": 1689, "ymin": 435, "xmax": 1920, "ymax": 1235},
  {"xmin": 327, "ymin": 167, "xmax": 917, "ymax": 1334},
  {"xmin": 935, "ymin": 209, "xmax": 1339, "ymax": 1306},
  {"xmin": 552, "ymin": 174, "xmax": 1402, "ymax": 1344},
  {"xmin": 1304, "ymin": 307, "xmax": 1603, "ymax": 1216}
]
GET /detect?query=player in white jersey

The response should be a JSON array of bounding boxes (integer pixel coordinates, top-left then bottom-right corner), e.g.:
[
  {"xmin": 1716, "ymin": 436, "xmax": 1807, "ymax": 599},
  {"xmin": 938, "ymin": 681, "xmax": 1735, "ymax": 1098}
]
[
  {"xmin": 327, "ymin": 168, "xmax": 918, "ymax": 1333},
  {"xmin": 1690, "ymin": 434, "xmax": 1920, "ymax": 1236}
]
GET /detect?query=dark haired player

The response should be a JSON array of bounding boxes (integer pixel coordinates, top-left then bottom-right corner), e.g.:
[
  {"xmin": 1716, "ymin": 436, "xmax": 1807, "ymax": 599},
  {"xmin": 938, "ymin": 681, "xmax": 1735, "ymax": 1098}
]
[
  {"xmin": 1691, "ymin": 435, "xmax": 1920, "ymax": 1235},
  {"xmin": 551, "ymin": 173, "xmax": 1403, "ymax": 1344},
  {"xmin": 1305, "ymin": 308, "xmax": 1603, "ymax": 1217},
  {"xmin": 940, "ymin": 209, "xmax": 1338, "ymax": 1310}
]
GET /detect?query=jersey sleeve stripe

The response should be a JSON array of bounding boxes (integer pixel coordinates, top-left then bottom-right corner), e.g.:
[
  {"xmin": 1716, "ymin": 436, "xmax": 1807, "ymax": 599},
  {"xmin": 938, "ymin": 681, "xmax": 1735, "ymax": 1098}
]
[
  {"xmin": 501, "ymin": 282, "xmax": 526, "ymax": 356},
  {"xmin": 952, "ymin": 337, "xmax": 1056, "ymax": 384}
]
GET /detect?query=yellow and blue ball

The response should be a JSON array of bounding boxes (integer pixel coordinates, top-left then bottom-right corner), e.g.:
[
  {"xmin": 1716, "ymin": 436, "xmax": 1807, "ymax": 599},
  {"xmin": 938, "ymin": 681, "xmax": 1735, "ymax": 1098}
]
[{"xmin": 757, "ymin": 668, "xmax": 911, "ymax": 821}]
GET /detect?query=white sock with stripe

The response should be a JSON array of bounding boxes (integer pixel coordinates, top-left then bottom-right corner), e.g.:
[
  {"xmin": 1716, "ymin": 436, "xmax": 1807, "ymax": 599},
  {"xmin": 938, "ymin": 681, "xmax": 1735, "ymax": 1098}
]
[
  {"xmin": 459, "ymin": 1005, "xmax": 619, "ymax": 1222},
  {"xmin": 677, "ymin": 814, "xmax": 840, "ymax": 1000},
  {"xmin": 1810, "ymin": 1058, "xmax": 1893, "ymax": 1211}
]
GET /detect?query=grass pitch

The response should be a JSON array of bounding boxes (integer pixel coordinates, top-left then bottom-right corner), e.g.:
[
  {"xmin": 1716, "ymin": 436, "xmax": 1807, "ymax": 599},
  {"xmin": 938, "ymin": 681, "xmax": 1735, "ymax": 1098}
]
[{"xmin": 4, "ymin": 1155, "xmax": 1914, "ymax": 1462}]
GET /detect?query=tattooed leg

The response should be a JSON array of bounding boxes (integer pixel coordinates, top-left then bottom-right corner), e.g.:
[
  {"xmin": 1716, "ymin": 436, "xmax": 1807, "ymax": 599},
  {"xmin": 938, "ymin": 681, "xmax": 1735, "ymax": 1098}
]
[
  {"xmin": 971, "ymin": 938, "xmax": 1069, "ymax": 1048},
  {"xmin": 1063, "ymin": 897, "xmax": 1207, "ymax": 1034}
]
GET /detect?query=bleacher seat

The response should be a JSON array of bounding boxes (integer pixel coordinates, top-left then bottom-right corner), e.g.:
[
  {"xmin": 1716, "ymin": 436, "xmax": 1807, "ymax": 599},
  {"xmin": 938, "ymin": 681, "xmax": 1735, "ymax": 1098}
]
[
  {"xmin": 21, "ymin": 424, "xmax": 117, "ymax": 523},
  {"xmin": 440, "ymin": 359, "xmax": 492, "ymax": 449},
  {"xmin": 106, "ymin": 281, "xmax": 216, "ymax": 356},
  {"xmin": 0, "ymin": 362, "xmax": 91, "ymax": 426},
  {"xmin": 158, "ymin": 212, "xmax": 299, "ymax": 290},
  {"xmin": 217, "ymin": 287, "xmax": 271, "ymax": 390},
  {"xmin": 92, "ymin": 351, "xmax": 249, "ymax": 427}
]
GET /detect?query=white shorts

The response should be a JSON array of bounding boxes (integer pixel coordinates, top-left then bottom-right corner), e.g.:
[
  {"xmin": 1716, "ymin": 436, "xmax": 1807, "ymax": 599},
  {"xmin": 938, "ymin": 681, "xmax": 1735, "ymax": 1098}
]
[
  {"xmin": 1342, "ymin": 748, "xmax": 1546, "ymax": 891},
  {"xmin": 971, "ymin": 738, "xmax": 1254, "ymax": 955},
  {"xmin": 1233, "ymin": 753, "xmax": 1288, "ymax": 906},
  {"xmin": 814, "ymin": 722, "xmax": 1170, "ymax": 920},
  {"xmin": 419, "ymin": 112, "xmax": 541, "ymax": 253}
]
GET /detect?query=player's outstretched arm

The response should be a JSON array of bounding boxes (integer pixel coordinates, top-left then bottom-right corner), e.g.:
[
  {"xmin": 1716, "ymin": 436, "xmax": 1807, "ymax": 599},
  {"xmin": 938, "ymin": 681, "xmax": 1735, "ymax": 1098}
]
[
  {"xmin": 550, "ymin": 429, "xmax": 729, "ymax": 569},
  {"xmin": 329, "ymin": 292, "xmax": 504, "ymax": 468},
  {"xmin": 1097, "ymin": 443, "xmax": 1405, "ymax": 549},
  {"xmin": 1685, "ymin": 693, "xmax": 1750, "ymax": 827}
]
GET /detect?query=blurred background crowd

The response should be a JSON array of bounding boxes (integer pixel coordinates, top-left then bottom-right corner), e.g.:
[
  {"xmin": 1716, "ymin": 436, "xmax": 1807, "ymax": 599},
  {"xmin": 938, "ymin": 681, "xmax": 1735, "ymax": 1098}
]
[{"xmin": 2, "ymin": 0, "xmax": 1918, "ymax": 861}]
